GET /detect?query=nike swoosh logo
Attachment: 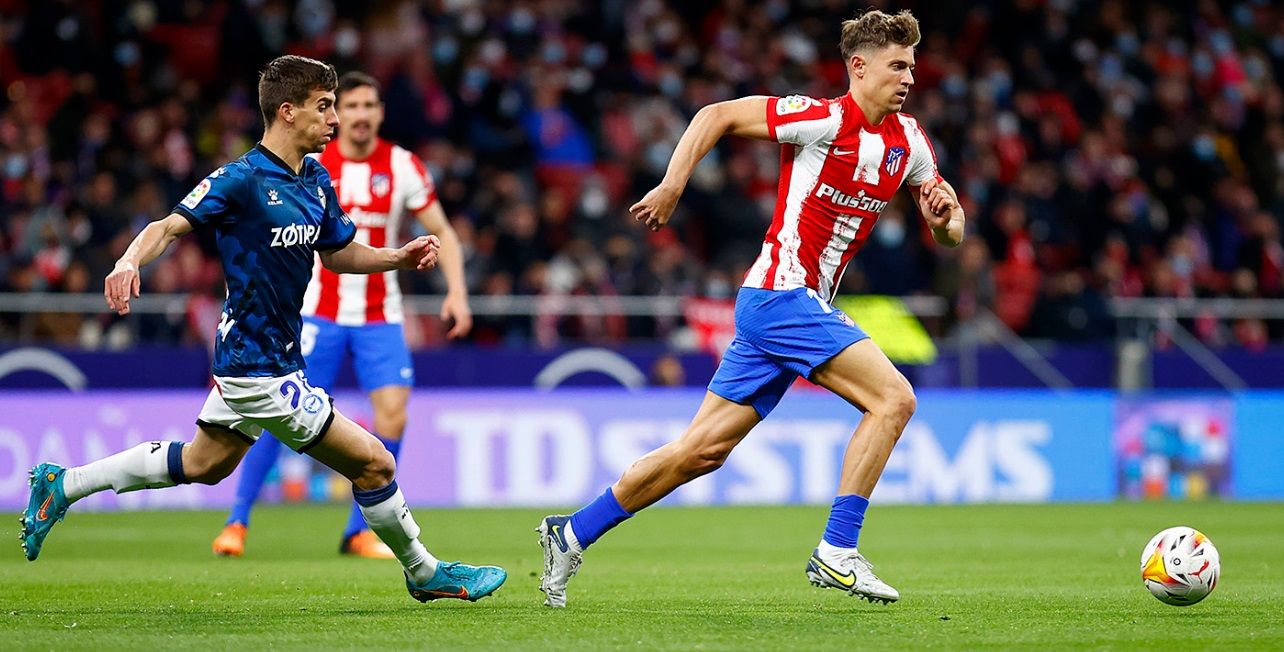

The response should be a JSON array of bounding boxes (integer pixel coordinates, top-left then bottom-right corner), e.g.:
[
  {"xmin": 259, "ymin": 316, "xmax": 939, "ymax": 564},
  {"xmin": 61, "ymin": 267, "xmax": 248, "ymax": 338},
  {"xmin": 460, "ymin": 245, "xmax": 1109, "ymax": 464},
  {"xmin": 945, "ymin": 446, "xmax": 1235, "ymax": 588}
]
[
  {"xmin": 832, "ymin": 149, "xmax": 856, "ymax": 156},
  {"xmin": 550, "ymin": 524, "xmax": 569, "ymax": 553},
  {"xmin": 37, "ymin": 493, "xmax": 53, "ymax": 521},
  {"xmin": 812, "ymin": 556, "xmax": 855, "ymax": 588},
  {"xmin": 421, "ymin": 587, "xmax": 469, "ymax": 599}
]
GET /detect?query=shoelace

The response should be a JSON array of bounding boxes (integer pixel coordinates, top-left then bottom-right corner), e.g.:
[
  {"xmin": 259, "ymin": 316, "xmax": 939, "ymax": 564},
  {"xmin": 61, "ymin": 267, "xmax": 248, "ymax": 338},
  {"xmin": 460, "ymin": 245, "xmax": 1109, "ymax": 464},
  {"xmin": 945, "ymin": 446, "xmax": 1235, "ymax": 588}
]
[
  {"xmin": 438, "ymin": 562, "xmax": 474, "ymax": 581},
  {"xmin": 841, "ymin": 552, "xmax": 877, "ymax": 578}
]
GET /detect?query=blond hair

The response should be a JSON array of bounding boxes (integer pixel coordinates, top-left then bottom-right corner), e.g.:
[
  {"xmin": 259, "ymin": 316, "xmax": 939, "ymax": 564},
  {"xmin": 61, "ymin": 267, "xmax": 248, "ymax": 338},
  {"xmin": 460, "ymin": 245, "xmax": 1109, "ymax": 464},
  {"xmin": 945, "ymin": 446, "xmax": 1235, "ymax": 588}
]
[{"xmin": 839, "ymin": 9, "xmax": 922, "ymax": 60}]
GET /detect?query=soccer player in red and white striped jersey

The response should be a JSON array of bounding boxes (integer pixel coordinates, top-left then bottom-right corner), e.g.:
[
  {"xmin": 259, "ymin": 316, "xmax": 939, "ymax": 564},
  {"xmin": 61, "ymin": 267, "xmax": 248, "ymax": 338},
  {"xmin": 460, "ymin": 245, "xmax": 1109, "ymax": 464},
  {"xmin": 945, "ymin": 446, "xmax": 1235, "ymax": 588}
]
[
  {"xmin": 538, "ymin": 10, "xmax": 965, "ymax": 607},
  {"xmin": 213, "ymin": 72, "xmax": 471, "ymax": 559},
  {"xmin": 741, "ymin": 89, "xmax": 942, "ymax": 301},
  {"xmin": 304, "ymin": 126, "xmax": 440, "ymax": 325}
]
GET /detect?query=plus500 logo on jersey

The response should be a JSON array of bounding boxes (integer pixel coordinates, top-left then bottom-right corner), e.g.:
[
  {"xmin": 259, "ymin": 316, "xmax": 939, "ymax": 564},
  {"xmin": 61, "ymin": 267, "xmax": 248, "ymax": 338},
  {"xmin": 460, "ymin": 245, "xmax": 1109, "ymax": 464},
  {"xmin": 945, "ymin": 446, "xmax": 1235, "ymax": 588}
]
[
  {"xmin": 816, "ymin": 183, "xmax": 888, "ymax": 214},
  {"xmin": 270, "ymin": 224, "xmax": 320, "ymax": 247}
]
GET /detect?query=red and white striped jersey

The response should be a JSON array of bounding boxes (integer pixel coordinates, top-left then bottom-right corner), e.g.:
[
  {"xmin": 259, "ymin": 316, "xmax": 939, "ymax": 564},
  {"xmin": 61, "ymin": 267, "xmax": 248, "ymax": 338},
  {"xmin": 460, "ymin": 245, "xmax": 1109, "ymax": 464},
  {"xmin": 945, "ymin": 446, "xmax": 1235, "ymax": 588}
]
[
  {"xmin": 301, "ymin": 139, "xmax": 436, "ymax": 325},
  {"xmin": 743, "ymin": 93, "xmax": 941, "ymax": 302}
]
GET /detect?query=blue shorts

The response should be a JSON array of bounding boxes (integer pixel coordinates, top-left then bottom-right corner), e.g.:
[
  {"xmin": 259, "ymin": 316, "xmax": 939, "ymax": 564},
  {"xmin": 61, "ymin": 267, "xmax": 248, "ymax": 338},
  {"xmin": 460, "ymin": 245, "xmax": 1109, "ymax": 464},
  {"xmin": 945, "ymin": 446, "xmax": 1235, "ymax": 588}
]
[
  {"xmin": 300, "ymin": 316, "xmax": 414, "ymax": 392},
  {"xmin": 708, "ymin": 287, "xmax": 868, "ymax": 419}
]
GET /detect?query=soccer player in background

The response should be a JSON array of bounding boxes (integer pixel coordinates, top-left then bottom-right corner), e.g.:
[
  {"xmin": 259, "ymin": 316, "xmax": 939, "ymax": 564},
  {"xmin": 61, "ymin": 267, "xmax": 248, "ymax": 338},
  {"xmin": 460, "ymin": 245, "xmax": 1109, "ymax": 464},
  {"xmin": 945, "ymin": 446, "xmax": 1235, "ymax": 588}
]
[
  {"xmin": 21, "ymin": 55, "xmax": 506, "ymax": 603},
  {"xmin": 538, "ymin": 10, "xmax": 964, "ymax": 607},
  {"xmin": 212, "ymin": 71, "xmax": 472, "ymax": 560}
]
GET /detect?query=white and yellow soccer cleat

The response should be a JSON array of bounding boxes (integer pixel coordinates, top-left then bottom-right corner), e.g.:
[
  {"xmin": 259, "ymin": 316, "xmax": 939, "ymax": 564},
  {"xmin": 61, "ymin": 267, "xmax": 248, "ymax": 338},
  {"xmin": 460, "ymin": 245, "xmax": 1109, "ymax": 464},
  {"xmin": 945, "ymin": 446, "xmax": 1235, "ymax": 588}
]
[
  {"xmin": 806, "ymin": 548, "xmax": 900, "ymax": 604},
  {"xmin": 537, "ymin": 515, "xmax": 582, "ymax": 608}
]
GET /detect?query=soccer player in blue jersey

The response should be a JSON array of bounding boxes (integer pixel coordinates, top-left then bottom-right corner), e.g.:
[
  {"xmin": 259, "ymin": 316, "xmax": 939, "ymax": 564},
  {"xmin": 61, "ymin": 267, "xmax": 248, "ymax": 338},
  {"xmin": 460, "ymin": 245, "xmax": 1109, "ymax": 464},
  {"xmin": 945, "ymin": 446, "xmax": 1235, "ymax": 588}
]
[
  {"xmin": 537, "ymin": 10, "xmax": 964, "ymax": 608},
  {"xmin": 19, "ymin": 55, "xmax": 505, "ymax": 603},
  {"xmin": 212, "ymin": 71, "xmax": 473, "ymax": 560}
]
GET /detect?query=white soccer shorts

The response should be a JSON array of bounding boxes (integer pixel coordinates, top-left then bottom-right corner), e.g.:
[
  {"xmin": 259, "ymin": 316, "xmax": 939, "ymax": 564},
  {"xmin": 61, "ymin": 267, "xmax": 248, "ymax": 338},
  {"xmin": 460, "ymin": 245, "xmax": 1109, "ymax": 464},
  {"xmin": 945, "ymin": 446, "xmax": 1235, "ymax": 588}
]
[{"xmin": 196, "ymin": 371, "xmax": 335, "ymax": 452}]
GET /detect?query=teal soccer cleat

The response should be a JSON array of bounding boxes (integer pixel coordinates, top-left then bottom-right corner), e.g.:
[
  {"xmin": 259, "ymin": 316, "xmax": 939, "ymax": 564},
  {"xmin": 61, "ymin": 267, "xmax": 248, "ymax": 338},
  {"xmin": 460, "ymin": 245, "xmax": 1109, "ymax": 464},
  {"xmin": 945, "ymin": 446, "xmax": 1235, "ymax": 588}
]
[
  {"xmin": 20, "ymin": 463, "xmax": 71, "ymax": 561},
  {"xmin": 405, "ymin": 561, "xmax": 507, "ymax": 603}
]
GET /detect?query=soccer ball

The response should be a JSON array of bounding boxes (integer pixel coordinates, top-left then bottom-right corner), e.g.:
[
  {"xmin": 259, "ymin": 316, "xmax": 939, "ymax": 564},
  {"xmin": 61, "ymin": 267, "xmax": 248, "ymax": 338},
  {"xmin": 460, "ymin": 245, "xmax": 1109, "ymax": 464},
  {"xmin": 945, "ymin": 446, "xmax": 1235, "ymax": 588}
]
[{"xmin": 1140, "ymin": 526, "xmax": 1220, "ymax": 606}]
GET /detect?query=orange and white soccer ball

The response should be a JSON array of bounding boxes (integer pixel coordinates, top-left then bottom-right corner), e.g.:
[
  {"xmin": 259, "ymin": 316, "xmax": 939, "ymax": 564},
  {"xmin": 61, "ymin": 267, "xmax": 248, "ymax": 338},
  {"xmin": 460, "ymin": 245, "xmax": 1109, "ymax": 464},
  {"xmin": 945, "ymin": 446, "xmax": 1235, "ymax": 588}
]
[{"xmin": 1140, "ymin": 526, "xmax": 1220, "ymax": 606}]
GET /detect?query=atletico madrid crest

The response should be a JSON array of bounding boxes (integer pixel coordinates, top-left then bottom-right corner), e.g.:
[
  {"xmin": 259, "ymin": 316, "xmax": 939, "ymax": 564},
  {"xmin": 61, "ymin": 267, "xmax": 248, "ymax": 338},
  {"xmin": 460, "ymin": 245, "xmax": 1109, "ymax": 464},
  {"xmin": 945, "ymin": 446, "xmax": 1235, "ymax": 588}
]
[
  {"xmin": 371, "ymin": 173, "xmax": 391, "ymax": 198},
  {"xmin": 884, "ymin": 147, "xmax": 905, "ymax": 175}
]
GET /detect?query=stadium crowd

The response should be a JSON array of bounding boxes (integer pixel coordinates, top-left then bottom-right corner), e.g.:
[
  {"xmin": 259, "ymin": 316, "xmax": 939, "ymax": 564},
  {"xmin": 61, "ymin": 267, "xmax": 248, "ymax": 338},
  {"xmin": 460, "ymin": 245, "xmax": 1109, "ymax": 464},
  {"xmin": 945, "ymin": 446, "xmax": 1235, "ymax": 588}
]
[{"xmin": 0, "ymin": 0, "xmax": 1282, "ymax": 347}]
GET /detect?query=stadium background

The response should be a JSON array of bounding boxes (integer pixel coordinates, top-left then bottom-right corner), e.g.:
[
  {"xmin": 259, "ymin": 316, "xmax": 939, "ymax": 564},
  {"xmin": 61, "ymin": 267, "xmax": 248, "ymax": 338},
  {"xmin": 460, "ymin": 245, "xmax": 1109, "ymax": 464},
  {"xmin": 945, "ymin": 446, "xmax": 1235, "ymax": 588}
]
[
  {"xmin": 1, "ymin": 2, "xmax": 1283, "ymax": 510},
  {"xmin": 1, "ymin": 2, "xmax": 1283, "ymax": 649}
]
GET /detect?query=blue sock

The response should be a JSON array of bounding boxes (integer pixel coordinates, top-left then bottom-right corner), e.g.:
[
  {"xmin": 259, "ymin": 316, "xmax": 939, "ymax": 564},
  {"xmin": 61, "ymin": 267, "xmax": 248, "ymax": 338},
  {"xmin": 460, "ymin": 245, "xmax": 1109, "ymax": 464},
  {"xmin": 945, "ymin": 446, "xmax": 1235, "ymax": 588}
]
[
  {"xmin": 352, "ymin": 479, "xmax": 399, "ymax": 506},
  {"xmin": 343, "ymin": 436, "xmax": 401, "ymax": 539},
  {"xmin": 822, "ymin": 494, "xmax": 870, "ymax": 549},
  {"xmin": 568, "ymin": 488, "xmax": 633, "ymax": 550},
  {"xmin": 227, "ymin": 436, "xmax": 283, "ymax": 527},
  {"xmin": 166, "ymin": 442, "xmax": 188, "ymax": 485}
]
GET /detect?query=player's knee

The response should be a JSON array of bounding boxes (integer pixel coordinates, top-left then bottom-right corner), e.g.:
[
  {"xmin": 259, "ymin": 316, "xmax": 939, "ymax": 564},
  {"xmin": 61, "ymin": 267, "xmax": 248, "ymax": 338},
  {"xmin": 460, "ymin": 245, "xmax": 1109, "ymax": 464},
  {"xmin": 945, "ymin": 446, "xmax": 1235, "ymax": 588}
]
[
  {"xmin": 186, "ymin": 453, "xmax": 239, "ymax": 485},
  {"xmin": 682, "ymin": 440, "xmax": 734, "ymax": 477},
  {"xmin": 884, "ymin": 387, "xmax": 917, "ymax": 430},
  {"xmin": 375, "ymin": 410, "xmax": 407, "ymax": 440},
  {"xmin": 355, "ymin": 447, "xmax": 396, "ymax": 490}
]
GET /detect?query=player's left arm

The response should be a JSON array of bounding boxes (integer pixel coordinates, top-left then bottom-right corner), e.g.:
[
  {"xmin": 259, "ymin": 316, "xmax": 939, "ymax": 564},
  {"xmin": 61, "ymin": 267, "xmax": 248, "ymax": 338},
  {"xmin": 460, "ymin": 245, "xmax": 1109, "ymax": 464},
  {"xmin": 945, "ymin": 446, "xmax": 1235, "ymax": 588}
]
[
  {"xmin": 320, "ymin": 235, "xmax": 441, "ymax": 274},
  {"xmin": 412, "ymin": 200, "xmax": 471, "ymax": 338},
  {"xmin": 314, "ymin": 168, "xmax": 440, "ymax": 274},
  {"xmin": 911, "ymin": 179, "xmax": 965, "ymax": 248}
]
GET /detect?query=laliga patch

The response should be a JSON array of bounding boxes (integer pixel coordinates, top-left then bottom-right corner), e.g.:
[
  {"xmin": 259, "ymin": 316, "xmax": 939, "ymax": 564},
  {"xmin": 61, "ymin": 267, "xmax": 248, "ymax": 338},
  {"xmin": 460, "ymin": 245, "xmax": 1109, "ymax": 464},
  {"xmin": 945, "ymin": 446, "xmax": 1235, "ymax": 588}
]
[
  {"xmin": 181, "ymin": 179, "xmax": 212, "ymax": 209},
  {"xmin": 777, "ymin": 95, "xmax": 820, "ymax": 116}
]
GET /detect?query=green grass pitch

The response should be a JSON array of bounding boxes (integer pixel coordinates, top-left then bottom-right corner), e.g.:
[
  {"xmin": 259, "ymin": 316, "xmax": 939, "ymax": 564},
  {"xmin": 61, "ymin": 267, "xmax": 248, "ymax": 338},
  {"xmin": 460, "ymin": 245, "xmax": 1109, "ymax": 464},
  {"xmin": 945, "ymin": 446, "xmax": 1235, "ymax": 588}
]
[{"xmin": 2, "ymin": 502, "xmax": 1280, "ymax": 650}]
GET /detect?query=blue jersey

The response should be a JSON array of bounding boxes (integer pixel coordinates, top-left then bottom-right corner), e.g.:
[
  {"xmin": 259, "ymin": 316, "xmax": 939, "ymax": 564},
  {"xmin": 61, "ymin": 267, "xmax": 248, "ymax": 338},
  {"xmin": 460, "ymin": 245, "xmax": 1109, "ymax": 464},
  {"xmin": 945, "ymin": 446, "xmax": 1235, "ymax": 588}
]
[{"xmin": 174, "ymin": 144, "xmax": 356, "ymax": 377}]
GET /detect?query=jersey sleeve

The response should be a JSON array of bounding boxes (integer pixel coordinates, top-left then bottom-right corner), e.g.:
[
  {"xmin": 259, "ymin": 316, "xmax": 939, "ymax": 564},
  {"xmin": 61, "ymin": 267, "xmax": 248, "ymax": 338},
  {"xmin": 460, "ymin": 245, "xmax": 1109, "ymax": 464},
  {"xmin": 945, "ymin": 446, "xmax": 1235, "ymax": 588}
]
[
  {"xmin": 316, "ymin": 176, "xmax": 357, "ymax": 252},
  {"xmin": 766, "ymin": 95, "xmax": 838, "ymax": 148},
  {"xmin": 394, "ymin": 147, "xmax": 437, "ymax": 213},
  {"xmin": 173, "ymin": 165, "xmax": 246, "ymax": 228},
  {"xmin": 901, "ymin": 115, "xmax": 943, "ymax": 187}
]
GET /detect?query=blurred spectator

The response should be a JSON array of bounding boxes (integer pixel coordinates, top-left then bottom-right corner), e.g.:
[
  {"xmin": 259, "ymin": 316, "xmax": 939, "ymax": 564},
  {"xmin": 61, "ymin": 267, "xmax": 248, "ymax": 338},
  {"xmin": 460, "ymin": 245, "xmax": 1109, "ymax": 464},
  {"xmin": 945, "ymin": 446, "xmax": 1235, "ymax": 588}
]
[
  {"xmin": 1027, "ymin": 270, "xmax": 1113, "ymax": 341},
  {"xmin": 649, "ymin": 353, "xmax": 687, "ymax": 387},
  {"xmin": 0, "ymin": 0, "xmax": 1281, "ymax": 349},
  {"xmin": 935, "ymin": 238, "xmax": 996, "ymax": 324}
]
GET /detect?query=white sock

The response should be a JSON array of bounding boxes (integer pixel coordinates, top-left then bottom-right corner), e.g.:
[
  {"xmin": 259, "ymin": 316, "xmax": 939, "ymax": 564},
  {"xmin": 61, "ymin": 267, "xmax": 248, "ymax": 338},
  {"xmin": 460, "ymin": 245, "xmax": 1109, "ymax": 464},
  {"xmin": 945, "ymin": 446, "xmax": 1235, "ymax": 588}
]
[
  {"xmin": 356, "ymin": 485, "xmax": 439, "ymax": 583},
  {"xmin": 817, "ymin": 539, "xmax": 855, "ymax": 564},
  {"xmin": 63, "ymin": 441, "xmax": 185, "ymax": 503},
  {"xmin": 564, "ymin": 520, "xmax": 584, "ymax": 553}
]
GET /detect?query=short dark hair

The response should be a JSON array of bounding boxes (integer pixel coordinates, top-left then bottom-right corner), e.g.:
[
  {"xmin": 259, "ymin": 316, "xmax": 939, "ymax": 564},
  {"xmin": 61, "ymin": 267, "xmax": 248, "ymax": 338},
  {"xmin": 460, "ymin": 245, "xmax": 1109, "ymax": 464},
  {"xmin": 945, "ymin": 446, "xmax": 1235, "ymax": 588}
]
[
  {"xmin": 258, "ymin": 55, "xmax": 338, "ymax": 128},
  {"xmin": 337, "ymin": 71, "xmax": 380, "ymax": 102},
  {"xmin": 839, "ymin": 9, "xmax": 922, "ymax": 61}
]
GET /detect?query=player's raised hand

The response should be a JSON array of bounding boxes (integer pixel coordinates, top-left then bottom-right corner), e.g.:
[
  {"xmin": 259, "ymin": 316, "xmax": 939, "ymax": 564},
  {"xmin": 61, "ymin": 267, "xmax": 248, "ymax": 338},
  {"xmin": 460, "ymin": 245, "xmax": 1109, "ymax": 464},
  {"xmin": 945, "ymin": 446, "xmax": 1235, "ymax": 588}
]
[
  {"xmin": 104, "ymin": 260, "xmax": 141, "ymax": 315},
  {"xmin": 917, "ymin": 178, "xmax": 957, "ymax": 229},
  {"xmin": 630, "ymin": 183, "xmax": 682, "ymax": 232},
  {"xmin": 399, "ymin": 235, "xmax": 441, "ymax": 271},
  {"xmin": 441, "ymin": 291, "xmax": 473, "ymax": 339}
]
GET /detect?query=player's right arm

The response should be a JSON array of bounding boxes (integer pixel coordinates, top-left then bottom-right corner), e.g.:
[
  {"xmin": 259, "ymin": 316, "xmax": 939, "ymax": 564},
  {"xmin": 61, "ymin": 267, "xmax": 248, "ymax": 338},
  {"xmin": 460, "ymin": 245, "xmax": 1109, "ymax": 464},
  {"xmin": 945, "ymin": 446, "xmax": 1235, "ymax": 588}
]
[
  {"xmin": 105, "ymin": 213, "xmax": 193, "ymax": 315},
  {"xmin": 107, "ymin": 163, "xmax": 244, "ymax": 315},
  {"xmin": 631, "ymin": 96, "xmax": 770, "ymax": 231}
]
